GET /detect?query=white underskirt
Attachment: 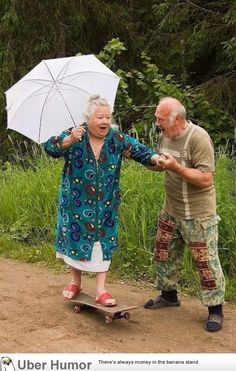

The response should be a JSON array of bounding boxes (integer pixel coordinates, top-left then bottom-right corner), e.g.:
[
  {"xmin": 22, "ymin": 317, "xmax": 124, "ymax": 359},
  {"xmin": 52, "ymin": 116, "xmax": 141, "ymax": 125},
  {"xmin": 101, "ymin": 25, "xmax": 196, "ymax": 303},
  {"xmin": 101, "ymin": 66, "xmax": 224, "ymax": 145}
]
[{"xmin": 56, "ymin": 241, "xmax": 111, "ymax": 272}]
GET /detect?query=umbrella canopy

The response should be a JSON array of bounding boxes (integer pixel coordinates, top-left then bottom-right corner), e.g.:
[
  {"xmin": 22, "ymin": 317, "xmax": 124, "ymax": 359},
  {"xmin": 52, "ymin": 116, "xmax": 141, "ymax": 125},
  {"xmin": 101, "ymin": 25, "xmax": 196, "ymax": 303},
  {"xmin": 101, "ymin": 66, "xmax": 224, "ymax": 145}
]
[{"xmin": 5, "ymin": 54, "xmax": 120, "ymax": 143}]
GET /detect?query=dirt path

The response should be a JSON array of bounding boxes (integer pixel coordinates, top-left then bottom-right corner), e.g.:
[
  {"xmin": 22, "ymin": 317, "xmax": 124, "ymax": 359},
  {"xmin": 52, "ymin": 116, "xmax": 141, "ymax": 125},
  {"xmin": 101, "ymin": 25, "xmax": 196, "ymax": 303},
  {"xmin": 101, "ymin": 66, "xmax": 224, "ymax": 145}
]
[{"xmin": 0, "ymin": 258, "xmax": 235, "ymax": 353}]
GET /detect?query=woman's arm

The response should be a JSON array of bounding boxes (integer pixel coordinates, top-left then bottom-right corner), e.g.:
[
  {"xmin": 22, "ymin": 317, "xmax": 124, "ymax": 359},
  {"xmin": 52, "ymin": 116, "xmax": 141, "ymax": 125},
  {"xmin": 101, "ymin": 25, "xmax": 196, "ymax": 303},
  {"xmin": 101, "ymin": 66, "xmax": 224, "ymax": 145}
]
[
  {"xmin": 44, "ymin": 127, "xmax": 85, "ymax": 158},
  {"xmin": 122, "ymin": 133, "xmax": 159, "ymax": 166}
]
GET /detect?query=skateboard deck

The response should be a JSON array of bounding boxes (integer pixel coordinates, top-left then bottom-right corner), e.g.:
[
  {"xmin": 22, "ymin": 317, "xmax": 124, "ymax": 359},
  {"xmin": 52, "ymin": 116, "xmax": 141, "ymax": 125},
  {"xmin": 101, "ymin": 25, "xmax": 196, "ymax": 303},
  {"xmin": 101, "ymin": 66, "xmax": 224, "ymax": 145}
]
[{"xmin": 71, "ymin": 292, "xmax": 138, "ymax": 324}]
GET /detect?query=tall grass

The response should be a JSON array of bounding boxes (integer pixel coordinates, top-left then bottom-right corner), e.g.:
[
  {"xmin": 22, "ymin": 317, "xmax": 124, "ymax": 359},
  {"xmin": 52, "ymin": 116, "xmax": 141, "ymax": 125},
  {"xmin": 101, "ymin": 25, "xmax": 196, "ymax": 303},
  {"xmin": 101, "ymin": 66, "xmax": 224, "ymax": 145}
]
[
  {"xmin": 215, "ymin": 152, "xmax": 236, "ymax": 301},
  {"xmin": 0, "ymin": 151, "xmax": 235, "ymax": 300},
  {"xmin": 112, "ymin": 161, "xmax": 164, "ymax": 279},
  {"xmin": 0, "ymin": 153, "xmax": 61, "ymax": 243}
]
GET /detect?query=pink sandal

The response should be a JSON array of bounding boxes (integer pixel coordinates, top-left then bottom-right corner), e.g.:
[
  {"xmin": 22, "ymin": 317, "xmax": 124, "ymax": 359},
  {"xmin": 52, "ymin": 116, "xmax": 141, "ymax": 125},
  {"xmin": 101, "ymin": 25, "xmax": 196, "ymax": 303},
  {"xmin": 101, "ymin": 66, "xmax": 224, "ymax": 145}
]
[
  {"xmin": 63, "ymin": 283, "xmax": 81, "ymax": 300},
  {"xmin": 95, "ymin": 292, "xmax": 117, "ymax": 307}
]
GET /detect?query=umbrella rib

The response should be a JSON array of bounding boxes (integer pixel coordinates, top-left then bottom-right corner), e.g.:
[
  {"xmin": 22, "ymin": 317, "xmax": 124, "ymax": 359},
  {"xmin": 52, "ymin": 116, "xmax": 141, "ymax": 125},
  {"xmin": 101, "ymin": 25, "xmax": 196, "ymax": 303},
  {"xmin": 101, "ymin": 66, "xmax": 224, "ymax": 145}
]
[
  {"xmin": 56, "ymin": 70, "xmax": 118, "ymax": 81},
  {"xmin": 43, "ymin": 61, "xmax": 76, "ymax": 128},
  {"xmin": 19, "ymin": 78, "xmax": 93, "ymax": 95},
  {"xmin": 55, "ymin": 58, "xmax": 73, "ymax": 81},
  {"xmin": 21, "ymin": 70, "xmax": 118, "ymax": 85},
  {"xmin": 6, "ymin": 78, "xmax": 54, "ymax": 90},
  {"xmin": 15, "ymin": 71, "xmax": 118, "ymax": 86},
  {"xmin": 6, "ymin": 79, "xmax": 91, "ymax": 141},
  {"xmin": 6, "ymin": 81, "xmax": 57, "ymax": 141}
]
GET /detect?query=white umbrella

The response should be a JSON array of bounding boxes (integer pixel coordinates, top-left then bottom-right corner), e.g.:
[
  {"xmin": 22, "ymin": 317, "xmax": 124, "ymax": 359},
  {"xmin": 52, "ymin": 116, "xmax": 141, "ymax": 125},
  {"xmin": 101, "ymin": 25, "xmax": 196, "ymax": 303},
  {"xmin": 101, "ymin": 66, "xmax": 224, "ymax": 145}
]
[{"xmin": 5, "ymin": 54, "xmax": 120, "ymax": 143}]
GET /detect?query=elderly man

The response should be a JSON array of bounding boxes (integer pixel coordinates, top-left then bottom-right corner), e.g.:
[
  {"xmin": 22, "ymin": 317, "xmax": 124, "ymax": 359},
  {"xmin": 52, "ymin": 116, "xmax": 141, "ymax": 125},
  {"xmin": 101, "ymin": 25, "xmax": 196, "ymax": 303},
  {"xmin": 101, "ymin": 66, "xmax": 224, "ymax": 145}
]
[{"xmin": 144, "ymin": 97, "xmax": 225, "ymax": 332}]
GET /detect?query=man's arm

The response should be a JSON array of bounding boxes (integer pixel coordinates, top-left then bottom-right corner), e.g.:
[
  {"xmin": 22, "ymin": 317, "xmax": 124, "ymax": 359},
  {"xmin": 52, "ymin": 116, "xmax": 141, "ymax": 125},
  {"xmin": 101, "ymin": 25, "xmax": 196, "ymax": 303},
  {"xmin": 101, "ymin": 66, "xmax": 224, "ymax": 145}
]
[{"xmin": 158, "ymin": 152, "xmax": 213, "ymax": 188}]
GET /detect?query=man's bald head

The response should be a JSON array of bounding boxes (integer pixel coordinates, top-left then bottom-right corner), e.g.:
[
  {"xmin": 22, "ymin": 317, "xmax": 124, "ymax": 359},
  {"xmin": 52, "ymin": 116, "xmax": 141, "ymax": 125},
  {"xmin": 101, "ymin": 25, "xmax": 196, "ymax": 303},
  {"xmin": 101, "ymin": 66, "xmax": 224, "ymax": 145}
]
[{"xmin": 157, "ymin": 97, "xmax": 186, "ymax": 122}]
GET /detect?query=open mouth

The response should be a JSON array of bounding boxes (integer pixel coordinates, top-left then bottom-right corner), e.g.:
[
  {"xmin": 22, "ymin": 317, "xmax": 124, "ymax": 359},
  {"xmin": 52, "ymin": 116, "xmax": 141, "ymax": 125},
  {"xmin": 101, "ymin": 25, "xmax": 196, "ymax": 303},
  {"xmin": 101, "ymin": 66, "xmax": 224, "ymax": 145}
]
[
  {"xmin": 99, "ymin": 126, "xmax": 108, "ymax": 132},
  {"xmin": 156, "ymin": 126, "xmax": 164, "ymax": 133}
]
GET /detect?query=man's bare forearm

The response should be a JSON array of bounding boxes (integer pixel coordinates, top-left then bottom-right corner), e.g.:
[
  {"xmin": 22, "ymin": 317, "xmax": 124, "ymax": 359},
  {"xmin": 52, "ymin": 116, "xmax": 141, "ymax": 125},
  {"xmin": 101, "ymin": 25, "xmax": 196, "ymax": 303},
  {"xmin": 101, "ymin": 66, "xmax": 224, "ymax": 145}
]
[{"xmin": 174, "ymin": 163, "xmax": 213, "ymax": 188}]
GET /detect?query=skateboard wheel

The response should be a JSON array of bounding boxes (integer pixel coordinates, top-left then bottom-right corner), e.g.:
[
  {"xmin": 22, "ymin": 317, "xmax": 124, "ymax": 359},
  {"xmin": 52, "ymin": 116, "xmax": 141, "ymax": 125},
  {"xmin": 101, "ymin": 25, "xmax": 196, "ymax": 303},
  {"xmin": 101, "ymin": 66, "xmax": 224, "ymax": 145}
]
[
  {"xmin": 104, "ymin": 315, "xmax": 113, "ymax": 324},
  {"xmin": 124, "ymin": 312, "xmax": 130, "ymax": 320},
  {"xmin": 74, "ymin": 305, "xmax": 81, "ymax": 313}
]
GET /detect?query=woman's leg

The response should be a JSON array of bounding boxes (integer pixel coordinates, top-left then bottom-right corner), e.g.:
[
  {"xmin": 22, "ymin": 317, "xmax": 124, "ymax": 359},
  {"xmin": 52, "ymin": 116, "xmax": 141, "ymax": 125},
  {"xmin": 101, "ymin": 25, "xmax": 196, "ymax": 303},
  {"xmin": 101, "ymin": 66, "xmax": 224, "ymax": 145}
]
[
  {"xmin": 95, "ymin": 271, "xmax": 117, "ymax": 305},
  {"xmin": 63, "ymin": 267, "xmax": 82, "ymax": 299}
]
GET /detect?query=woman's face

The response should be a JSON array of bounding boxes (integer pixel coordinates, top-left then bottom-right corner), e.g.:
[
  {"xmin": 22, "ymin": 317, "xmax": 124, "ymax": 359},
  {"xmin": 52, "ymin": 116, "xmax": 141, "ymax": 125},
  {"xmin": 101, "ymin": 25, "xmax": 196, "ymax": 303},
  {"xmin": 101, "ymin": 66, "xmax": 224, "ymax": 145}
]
[{"xmin": 87, "ymin": 106, "xmax": 112, "ymax": 139}]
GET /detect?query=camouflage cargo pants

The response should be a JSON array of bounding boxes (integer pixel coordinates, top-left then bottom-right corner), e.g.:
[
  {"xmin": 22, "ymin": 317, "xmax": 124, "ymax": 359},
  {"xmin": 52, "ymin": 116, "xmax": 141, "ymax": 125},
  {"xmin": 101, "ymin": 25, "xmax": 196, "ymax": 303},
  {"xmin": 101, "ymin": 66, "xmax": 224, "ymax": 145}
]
[{"xmin": 154, "ymin": 212, "xmax": 225, "ymax": 307}]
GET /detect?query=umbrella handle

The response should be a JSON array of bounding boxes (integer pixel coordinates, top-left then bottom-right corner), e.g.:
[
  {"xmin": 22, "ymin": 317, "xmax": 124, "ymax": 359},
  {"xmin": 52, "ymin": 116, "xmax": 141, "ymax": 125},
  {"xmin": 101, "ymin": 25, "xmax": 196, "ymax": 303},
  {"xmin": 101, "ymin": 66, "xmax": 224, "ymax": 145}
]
[{"xmin": 70, "ymin": 125, "xmax": 86, "ymax": 142}]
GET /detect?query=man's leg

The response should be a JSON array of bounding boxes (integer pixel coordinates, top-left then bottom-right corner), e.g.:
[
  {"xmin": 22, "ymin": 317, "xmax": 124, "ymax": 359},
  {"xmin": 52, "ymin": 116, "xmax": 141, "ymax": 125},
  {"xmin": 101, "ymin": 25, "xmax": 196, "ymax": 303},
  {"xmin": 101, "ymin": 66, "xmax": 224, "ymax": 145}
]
[
  {"xmin": 144, "ymin": 213, "xmax": 184, "ymax": 309},
  {"xmin": 186, "ymin": 215, "xmax": 225, "ymax": 331}
]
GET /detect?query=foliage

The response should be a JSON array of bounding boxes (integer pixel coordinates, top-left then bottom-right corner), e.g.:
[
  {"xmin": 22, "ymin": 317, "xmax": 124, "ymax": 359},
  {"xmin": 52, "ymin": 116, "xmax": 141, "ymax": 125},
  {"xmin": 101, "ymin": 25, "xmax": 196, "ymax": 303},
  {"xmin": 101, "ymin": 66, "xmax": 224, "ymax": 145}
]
[
  {"xmin": 1, "ymin": 1, "xmax": 235, "ymax": 160},
  {"xmin": 98, "ymin": 38, "xmax": 133, "ymax": 127},
  {"xmin": 0, "ymin": 0, "xmax": 128, "ymax": 149},
  {"xmin": 110, "ymin": 48, "xmax": 234, "ymax": 148},
  {"xmin": 151, "ymin": 0, "xmax": 236, "ymax": 118}
]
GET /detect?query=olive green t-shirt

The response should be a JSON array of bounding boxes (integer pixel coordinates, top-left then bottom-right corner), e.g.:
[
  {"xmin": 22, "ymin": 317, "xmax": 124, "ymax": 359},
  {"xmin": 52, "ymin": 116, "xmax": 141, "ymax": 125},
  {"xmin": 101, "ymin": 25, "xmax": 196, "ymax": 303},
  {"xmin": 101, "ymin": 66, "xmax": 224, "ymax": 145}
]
[{"xmin": 157, "ymin": 122, "xmax": 216, "ymax": 219}]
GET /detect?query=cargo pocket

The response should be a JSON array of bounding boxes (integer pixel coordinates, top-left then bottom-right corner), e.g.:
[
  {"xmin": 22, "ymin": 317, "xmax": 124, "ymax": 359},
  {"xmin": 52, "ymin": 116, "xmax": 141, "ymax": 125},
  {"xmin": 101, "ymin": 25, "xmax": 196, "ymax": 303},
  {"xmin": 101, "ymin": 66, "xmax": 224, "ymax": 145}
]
[
  {"xmin": 201, "ymin": 215, "xmax": 221, "ymax": 230},
  {"xmin": 200, "ymin": 215, "xmax": 221, "ymax": 242}
]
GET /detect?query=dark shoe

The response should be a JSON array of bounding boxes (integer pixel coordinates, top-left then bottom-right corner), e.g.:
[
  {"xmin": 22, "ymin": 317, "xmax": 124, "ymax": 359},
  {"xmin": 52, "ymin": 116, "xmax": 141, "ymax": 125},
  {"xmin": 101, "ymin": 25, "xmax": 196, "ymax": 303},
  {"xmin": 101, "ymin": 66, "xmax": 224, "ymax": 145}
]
[
  {"xmin": 205, "ymin": 314, "xmax": 223, "ymax": 332},
  {"xmin": 144, "ymin": 295, "xmax": 180, "ymax": 309}
]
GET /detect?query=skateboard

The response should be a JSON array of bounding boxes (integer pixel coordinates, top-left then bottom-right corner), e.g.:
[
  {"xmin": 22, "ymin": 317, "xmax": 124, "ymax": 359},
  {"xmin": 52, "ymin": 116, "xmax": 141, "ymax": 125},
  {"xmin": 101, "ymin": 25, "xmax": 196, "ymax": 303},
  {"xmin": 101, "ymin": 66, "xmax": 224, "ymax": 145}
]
[{"xmin": 71, "ymin": 292, "xmax": 138, "ymax": 324}]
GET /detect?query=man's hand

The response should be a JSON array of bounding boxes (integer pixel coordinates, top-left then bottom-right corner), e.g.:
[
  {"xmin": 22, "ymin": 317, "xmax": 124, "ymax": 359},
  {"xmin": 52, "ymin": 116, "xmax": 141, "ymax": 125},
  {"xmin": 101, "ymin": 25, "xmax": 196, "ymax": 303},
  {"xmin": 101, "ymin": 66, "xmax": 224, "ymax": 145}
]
[
  {"xmin": 158, "ymin": 152, "xmax": 213, "ymax": 188},
  {"xmin": 157, "ymin": 152, "xmax": 178, "ymax": 171}
]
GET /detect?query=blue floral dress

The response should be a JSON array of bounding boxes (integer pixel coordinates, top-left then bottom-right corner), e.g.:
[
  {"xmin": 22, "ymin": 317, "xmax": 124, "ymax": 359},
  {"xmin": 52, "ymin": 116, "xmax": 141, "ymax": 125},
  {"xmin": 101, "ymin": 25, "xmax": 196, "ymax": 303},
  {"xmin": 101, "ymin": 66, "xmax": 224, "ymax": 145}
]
[{"xmin": 44, "ymin": 126, "xmax": 156, "ymax": 263}]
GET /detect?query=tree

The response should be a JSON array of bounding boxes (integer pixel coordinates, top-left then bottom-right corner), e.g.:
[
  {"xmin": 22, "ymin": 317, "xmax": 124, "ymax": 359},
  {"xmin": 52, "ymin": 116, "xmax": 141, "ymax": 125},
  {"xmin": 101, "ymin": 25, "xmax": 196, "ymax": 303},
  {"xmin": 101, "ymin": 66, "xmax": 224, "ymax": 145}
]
[{"xmin": 150, "ymin": 0, "xmax": 236, "ymax": 117}]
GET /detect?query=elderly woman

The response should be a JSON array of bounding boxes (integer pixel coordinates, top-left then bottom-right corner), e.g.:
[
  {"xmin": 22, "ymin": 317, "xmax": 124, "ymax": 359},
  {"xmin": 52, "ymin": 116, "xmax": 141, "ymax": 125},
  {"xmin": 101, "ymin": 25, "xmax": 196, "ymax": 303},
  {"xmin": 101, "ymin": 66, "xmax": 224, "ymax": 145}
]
[{"xmin": 44, "ymin": 95, "xmax": 159, "ymax": 306}]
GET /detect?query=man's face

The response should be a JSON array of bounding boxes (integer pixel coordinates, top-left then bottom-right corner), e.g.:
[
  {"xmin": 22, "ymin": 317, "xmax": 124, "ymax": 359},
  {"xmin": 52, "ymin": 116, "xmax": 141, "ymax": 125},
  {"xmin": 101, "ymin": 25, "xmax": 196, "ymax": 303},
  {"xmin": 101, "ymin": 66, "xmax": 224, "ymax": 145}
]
[
  {"xmin": 87, "ymin": 106, "xmax": 111, "ymax": 139},
  {"xmin": 155, "ymin": 104, "xmax": 179, "ymax": 139}
]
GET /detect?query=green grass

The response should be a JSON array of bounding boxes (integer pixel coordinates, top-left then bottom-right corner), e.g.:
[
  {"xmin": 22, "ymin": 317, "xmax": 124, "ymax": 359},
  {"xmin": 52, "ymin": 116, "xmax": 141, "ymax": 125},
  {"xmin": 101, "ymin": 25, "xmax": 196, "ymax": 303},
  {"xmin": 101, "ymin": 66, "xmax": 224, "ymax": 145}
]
[
  {"xmin": 0, "ymin": 154, "xmax": 60, "ymax": 243},
  {"xmin": 112, "ymin": 160, "xmax": 164, "ymax": 280},
  {"xmin": 215, "ymin": 154, "xmax": 236, "ymax": 276},
  {"xmin": 0, "ymin": 152, "xmax": 235, "ymax": 302},
  {"xmin": 0, "ymin": 235, "xmax": 65, "ymax": 271}
]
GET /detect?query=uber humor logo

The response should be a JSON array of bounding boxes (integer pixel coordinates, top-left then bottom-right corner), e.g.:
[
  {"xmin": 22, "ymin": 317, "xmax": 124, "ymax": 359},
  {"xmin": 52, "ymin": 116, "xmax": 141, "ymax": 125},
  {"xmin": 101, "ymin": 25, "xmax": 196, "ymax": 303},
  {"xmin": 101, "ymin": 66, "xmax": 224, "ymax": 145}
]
[{"xmin": 0, "ymin": 357, "xmax": 16, "ymax": 371}]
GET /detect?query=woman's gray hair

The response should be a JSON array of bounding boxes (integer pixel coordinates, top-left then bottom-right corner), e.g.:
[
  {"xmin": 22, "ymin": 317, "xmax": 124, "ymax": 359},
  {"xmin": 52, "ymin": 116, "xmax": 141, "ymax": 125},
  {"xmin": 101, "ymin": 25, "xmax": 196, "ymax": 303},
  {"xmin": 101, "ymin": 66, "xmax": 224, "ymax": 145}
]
[{"xmin": 83, "ymin": 94, "xmax": 111, "ymax": 121}]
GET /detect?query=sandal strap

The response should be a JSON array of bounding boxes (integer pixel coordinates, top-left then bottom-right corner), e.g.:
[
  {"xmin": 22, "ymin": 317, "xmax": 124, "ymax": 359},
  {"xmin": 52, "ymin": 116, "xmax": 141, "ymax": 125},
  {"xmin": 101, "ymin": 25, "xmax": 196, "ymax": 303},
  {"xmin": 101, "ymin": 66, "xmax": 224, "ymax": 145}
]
[
  {"xmin": 144, "ymin": 296, "xmax": 180, "ymax": 309},
  {"xmin": 207, "ymin": 314, "xmax": 223, "ymax": 325},
  {"xmin": 96, "ymin": 292, "xmax": 113, "ymax": 302},
  {"xmin": 66, "ymin": 283, "xmax": 80, "ymax": 293},
  {"xmin": 63, "ymin": 284, "xmax": 81, "ymax": 300},
  {"xmin": 95, "ymin": 292, "xmax": 117, "ymax": 306},
  {"xmin": 205, "ymin": 314, "xmax": 223, "ymax": 332}
]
